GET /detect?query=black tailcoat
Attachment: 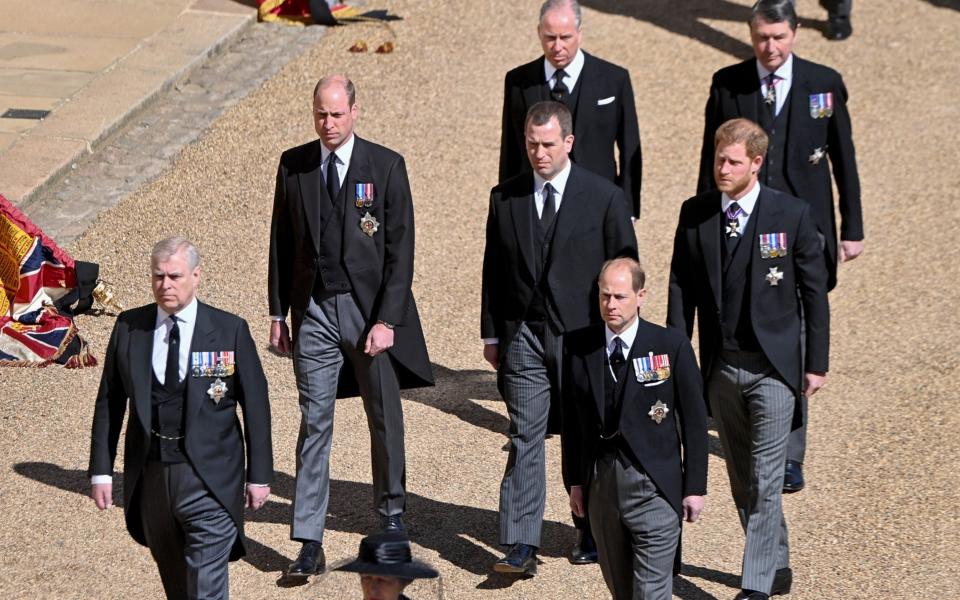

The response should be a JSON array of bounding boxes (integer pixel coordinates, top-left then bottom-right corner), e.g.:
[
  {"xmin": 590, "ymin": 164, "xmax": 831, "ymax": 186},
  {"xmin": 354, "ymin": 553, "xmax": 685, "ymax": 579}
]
[
  {"xmin": 268, "ymin": 135, "xmax": 433, "ymax": 397},
  {"xmin": 88, "ymin": 302, "xmax": 273, "ymax": 560},
  {"xmin": 667, "ymin": 188, "xmax": 830, "ymax": 426},
  {"xmin": 499, "ymin": 52, "xmax": 643, "ymax": 218},
  {"xmin": 697, "ymin": 56, "xmax": 862, "ymax": 289}
]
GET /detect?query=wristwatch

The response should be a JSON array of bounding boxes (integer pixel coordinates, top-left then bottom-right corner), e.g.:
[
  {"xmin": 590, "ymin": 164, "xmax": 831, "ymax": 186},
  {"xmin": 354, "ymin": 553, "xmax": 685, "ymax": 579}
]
[{"xmin": 377, "ymin": 320, "xmax": 395, "ymax": 330}]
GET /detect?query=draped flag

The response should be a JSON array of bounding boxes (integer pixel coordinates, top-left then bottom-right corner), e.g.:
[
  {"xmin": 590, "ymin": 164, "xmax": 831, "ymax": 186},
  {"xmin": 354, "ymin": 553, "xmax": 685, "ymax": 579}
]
[
  {"xmin": 0, "ymin": 194, "xmax": 95, "ymax": 367},
  {"xmin": 257, "ymin": 0, "xmax": 400, "ymax": 25}
]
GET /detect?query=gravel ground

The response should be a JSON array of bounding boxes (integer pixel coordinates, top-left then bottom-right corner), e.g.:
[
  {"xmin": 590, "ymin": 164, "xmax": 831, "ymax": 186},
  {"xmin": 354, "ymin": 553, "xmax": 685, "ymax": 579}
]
[{"xmin": 1, "ymin": 0, "xmax": 958, "ymax": 598}]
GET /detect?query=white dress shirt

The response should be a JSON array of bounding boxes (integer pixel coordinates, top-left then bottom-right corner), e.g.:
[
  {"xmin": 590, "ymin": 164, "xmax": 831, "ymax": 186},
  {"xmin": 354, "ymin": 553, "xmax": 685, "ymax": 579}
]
[
  {"xmin": 605, "ymin": 317, "xmax": 639, "ymax": 383},
  {"xmin": 721, "ymin": 181, "xmax": 761, "ymax": 236},
  {"xmin": 544, "ymin": 49, "xmax": 585, "ymax": 93},
  {"xmin": 756, "ymin": 53, "xmax": 794, "ymax": 117}
]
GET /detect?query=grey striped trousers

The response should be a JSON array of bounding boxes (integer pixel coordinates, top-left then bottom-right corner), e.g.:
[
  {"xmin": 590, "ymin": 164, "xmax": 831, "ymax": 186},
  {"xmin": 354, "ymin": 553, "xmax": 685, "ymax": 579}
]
[
  {"xmin": 498, "ymin": 322, "xmax": 562, "ymax": 547},
  {"xmin": 708, "ymin": 350, "xmax": 793, "ymax": 595}
]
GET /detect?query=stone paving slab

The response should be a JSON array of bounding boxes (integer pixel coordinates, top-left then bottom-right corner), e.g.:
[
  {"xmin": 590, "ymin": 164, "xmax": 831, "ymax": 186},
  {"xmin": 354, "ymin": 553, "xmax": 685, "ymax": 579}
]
[{"xmin": 0, "ymin": 0, "xmax": 257, "ymax": 206}]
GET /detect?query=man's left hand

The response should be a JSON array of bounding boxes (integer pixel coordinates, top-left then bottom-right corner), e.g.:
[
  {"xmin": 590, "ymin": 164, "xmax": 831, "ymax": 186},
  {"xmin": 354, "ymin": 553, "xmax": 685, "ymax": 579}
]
[
  {"xmin": 840, "ymin": 239, "xmax": 864, "ymax": 262},
  {"xmin": 364, "ymin": 323, "xmax": 395, "ymax": 356},
  {"xmin": 245, "ymin": 485, "xmax": 270, "ymax": 510},
  {"xmin": 803, "ymin": 372, "xmax": 827, "ymax": 397},
  {"xmin": 682, "ymin": 495, "xmax": 705, "ymax": 523}
]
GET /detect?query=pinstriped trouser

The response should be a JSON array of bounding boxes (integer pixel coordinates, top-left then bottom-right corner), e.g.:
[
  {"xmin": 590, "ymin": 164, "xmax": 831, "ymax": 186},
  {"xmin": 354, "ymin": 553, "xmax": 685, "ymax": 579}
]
[
  {"xmin": 498, "ymin": 321, "xmax": 562, "ymax": 547},
  {"xmin": 589, "ymin": 452, "xmax": 680, "ymax": 600},
  {"xmin": 708, "ymin": 350, "xmax": 793, "ymax": 595}
]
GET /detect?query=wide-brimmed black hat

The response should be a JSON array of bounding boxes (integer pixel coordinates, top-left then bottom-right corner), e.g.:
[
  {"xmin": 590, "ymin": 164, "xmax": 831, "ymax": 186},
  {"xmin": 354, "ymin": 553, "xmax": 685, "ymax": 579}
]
[{"xmin": 335, "ymin": 533, "xmax": 438, "ymax": 580}]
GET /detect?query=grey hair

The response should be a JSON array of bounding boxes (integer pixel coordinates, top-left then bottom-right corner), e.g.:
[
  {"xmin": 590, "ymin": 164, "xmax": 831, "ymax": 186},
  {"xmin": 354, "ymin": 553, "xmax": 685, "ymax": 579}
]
[
  {"xmin": 151, "ymin": 237, "xmax": 200, "ymax": 270},
  {"xmin": 539, "ymin": 0, "xmax": 582, "ymax": 29},
  {"xmin": 750, "ymin": 0, "xmax": 798, "ymax": 30}
]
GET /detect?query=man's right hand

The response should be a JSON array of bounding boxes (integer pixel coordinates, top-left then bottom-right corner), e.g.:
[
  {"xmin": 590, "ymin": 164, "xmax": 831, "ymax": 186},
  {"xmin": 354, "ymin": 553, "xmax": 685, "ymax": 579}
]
[
  {"xmin": 483, "ymin": 343, "xmax": 499, "ymax": 370},
  {"xmin": 91, "ymin": 483, "xmax": 113, "ymax": 510},
  {"xmin": 270, "ymin": 320, "xmax": 292, "ymax": 355}
]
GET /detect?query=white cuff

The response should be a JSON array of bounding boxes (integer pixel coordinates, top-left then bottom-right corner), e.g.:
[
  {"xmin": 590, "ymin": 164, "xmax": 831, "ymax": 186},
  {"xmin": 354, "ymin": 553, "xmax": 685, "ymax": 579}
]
[
  {"xmin": 482, "ymin": 338, "xmax": 498, "ymax": 345},
  {"xmin": 91, "ymin": 475, "xmax": 113, "ymax": 485},
  {"xmin": 246, "ymin": 482, "xmax": 270, "ymax": 487},
  {"xmin": 270, "ymin": 316, "xmax": 285, "ymax": 322}
]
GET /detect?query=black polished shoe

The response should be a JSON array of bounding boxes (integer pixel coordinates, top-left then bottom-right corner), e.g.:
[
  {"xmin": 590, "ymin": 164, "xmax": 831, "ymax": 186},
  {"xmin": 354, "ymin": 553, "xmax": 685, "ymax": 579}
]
[
  {"xmin": 569, "ymin": 529, "xmax": 598, "ymax": 564},
  {"xmin": 826, "ymin": 16, "xmax": 852, "ymax": 40},
  {"xmin": 493, "ymin": 543, "xmax": 538, "ymax": 575},
  {"xmin": 771, "ymin": 567, "xmax": 792, "ymax": 595},
  {"xmin": 381, "ymin": 514, "xmax": 406, "ymax": 534},
  {"xmin": 734, "ymin": 592, "xmax": 769, "ymax": 600},
  {"xmin": 287, "ymin": 541, "xmax": 325, "ymax": 577},
  {"xmin": 783, "ymin": 460, "xmax": 805, "ymax": 493}
]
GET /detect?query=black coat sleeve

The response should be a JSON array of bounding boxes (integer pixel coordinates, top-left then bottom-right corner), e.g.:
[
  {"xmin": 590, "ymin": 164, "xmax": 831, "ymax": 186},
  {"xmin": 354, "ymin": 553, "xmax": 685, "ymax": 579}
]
[
  {"xmin": 498, "ymin": 73, "xmax": 524, "ymax": 184},
  {"xmin": 88, "ymin": 318, "xmax": 128, "ymax": 477},
  {"xmin": 672, "ymin": 336, "xmax": 708, "ymax": 497},
  {"xmin": 268, "ymin": 160, "xmax": 292, "ymax": 318},
  {"xmin": 667, "ymin": 209, "xmax": 696, "ymax": 339},
  {"xmin": 376, "ymin": 155, "xmax": 416, "ymax": 326},
  {"xmin": 697, "ymin": 79, "xmax": 722, "ymax": 195},
  {"xmin": 233, "ymin": 319, "xmax": 273, "ymax": 485},
  {"xmin": 603, "ymin": 188, "xmax": 639, "ymax": 261},
  {"xmin": 793, "ymin": 203, "xmax": 830, "ymax": 373},
  {"xmin": 617, "ymin": 73, "xmax": 643, "ymax": 219},
  {"xmin": 826, "ymin": 74, "xmax": 863, "ymax": 241}
]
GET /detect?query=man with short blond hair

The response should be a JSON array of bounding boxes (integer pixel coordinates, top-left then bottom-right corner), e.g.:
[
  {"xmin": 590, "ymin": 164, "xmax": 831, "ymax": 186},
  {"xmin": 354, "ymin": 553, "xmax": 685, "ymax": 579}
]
[
  {"xmin": 500, "ymin": 0, "xmax": 642, "ymax": 219},
  {"xmin": 671, "ymin": 118, "xmax": 829, "ymax": 599}
]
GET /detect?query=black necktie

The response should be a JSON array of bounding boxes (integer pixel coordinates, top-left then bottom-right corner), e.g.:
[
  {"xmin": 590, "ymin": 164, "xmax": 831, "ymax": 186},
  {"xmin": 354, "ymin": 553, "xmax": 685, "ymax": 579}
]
[
  {"xmin": 609, "ymin": 337, "xmax": 627, "ymax": 383},
  {"xmin": 541, "ymin": 182, "xmax": 557, "ymax": 228},
  {"xmin": 165, "ymin": 316, "xmax": 180, "ymax": 387},
  {"xmin": 326, "ymin": 153, "xmax": 340, "ymax": 202},
  {"xmin": 551, "ymin": 69, "xmax": 568, "ymax": 102}
]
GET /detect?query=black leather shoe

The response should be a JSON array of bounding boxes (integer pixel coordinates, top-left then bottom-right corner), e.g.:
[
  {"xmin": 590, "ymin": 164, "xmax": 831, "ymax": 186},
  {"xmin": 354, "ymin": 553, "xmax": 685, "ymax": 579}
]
[
  {"xmin": 783, "ymin": 460, "xmax": 805, "ymax": 493},
  {"xmin": 287, "ymin": 541, "xmax": 325, "ymax": 577},
  {"xmin": 381, "ymin": 514, "xmax": 406, "ymax": 534},
  {"xmin": 772, "ymin": 567, "xmax": 792, "ymax": 595},
  {"xmin": 569, "ymin": 529, "xmax": 598, "ymax": 564},
  {"xmin": 734, "ymin": 592, "xmax": 769, "ymax": 600},
  {"xmin": 493, "ymin": 543, "xmax": 538, "ymax": 575},
  {"xmin": 826, "ymin": 16, "xmax": 852, "ymax": 40}
]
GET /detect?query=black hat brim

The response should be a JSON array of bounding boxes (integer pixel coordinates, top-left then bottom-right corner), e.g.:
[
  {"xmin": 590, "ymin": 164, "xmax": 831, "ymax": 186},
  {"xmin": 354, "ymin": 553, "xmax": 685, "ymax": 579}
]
[{"xmin": 335, "ymin": 558, "xmax": 438, "ymax": 580}]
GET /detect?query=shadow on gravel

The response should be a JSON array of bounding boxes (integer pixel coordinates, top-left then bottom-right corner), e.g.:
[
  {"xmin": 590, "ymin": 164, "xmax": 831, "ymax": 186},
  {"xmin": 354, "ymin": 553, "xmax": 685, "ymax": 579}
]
[
  {"xmin": 404, "ymin": 363, "xmax": 509, "ymax": 436},
  {"xmin": 923, "ymin": 0, "xmax": 959, "ymax": 10},
  {"xmin": 580, "ymin": 0, "xmax": 827, "ymax": 60},
  {"xmin": 680, "ymin": 563, "xmax": 741, "ymax": 596},
  {"xmin": 16, "ymin": 463, "xmax": 575, "ymax": 585}
]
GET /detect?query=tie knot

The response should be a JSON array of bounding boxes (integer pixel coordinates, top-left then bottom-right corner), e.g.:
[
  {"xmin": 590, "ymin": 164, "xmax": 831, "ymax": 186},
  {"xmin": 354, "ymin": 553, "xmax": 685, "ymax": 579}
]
[
  {"xmin": 766, "ymin": 73, "xmax": 777, "ymax": 86},
  {"xmin": 554, "ymin": 69, "xmax": 567, "ymax": 82},
  {"xmin": 726, "ymin": 202, "xmax": 743, "ymax": 220},
  {"xmin": 610, "ymin": 337, "xmax": 625, "ymax": 361},
  {"xmin": 543, "ymin": 182, "xmax": 555, "ymax": 196}
]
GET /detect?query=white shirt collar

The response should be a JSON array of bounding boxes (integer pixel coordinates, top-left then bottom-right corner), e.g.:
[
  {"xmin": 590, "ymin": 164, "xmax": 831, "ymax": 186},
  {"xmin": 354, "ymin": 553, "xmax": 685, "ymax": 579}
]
[
  {"xmin": 756, "ymin": 52, "xmax": 794, "ymax": 84},
  {"xmin": 605, "ymin": 316, "xmax": 639, "ymax": 357},
  {"xmin": 721, "ymin": 180, "xmax": 761, "ymax": 216},
  {"xmin": 156, "ymin": 296, "xmax": 198, "ymax": 327},
  {"xmin": 544, "ymin": 49, "xmax": 585, "ymax": 90},
  {"xmin": 321, "ymin": 132, "xmax": 356, "ymax": 167},
  {"xmin": 534, "ymin": 159, "xmax": 572, "ymax": 197}
]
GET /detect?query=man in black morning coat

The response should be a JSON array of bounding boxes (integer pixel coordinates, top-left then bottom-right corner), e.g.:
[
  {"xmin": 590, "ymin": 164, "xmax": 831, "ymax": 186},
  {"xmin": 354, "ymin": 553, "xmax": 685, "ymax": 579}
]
[
  {"xmin": 268, "ymin": 76, "xmax": 433, "ymax": 578},
  {"xmin": 500, "ymin": 0, "xmax": 642, "ymax": 218},
  {"xmin": 89, "ymin": 237, "xmax": 273, "ymax": 599},
  {"xmin": 697, "ymin": 0, "xmax": 861, "ymax": 490}
]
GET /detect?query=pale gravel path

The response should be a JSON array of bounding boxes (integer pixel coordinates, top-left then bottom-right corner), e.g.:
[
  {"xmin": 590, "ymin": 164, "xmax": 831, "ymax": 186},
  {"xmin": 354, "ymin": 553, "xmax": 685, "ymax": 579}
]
[{"xmin": 1, "ymin": 1, "xmax": 958, "ymax": 598}]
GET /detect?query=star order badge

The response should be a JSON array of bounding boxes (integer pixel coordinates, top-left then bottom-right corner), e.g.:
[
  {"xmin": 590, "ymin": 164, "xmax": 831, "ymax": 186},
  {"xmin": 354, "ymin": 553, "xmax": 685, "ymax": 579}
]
[
  {"xmin": 207, "ymin": 378, "xmax": 228, "ymax": 404},
  {"xmin": 360, "ymin": 212, "xmax": 379, "ymax": 237},
  {"xmin": 648, "ymin": 400, "xmax": 670, "ymax": 424},
  {"xmin": 808, "ymin": 146, "xmax": 826, "ymax": 165},
  {"xmin": 726, "ymin": 220, "xmax": 740, "ymax": 238},
  {"xmin": 766, "ymin": 266, "xmax": 784, "ymax": 287}
]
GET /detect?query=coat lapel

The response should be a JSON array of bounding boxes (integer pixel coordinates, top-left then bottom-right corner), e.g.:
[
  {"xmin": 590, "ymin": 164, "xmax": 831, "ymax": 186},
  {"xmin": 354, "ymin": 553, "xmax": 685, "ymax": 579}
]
[
  {"xmin": 340, "ymin": 136, "xmax": 375, "ymax": 245},
  {"xmin": 697, "ymin": 195, "xmax": 723, "ymax": 310},
  {"xmin": 585, "ymin": 328, "xmax": 607, "ymax": 427},
  {"xmin": 751, "ymin": 188, "xmax": 783, "ymax": 287},
  {"xmin": 298, "ymin": 142, "xmax": 326, "ymax": 255},
  {"xmin": 130, "ymin": 307, "xmax": 156, "ymax": 432},
  {"xmin": 548, "ymin": 165, "xmax": 588, "ymax": 261},
  {"xmin": 185, "ymin": 302, "xmax": 217, "ymax": 426},
  {"xmin": 785, "ymin": 56, "xmax": 810, "ymax": 171},
  {"xmin": 735, "ymin": 60, "xmax": 761, "ymax": 124},
  {"xmin": 523, "ymin": 58, "xmax": 550, "ymax": 109},
  {"xmin": 509, "ymin": 177, "xmax": 536, "ymax": 280},
  {"xmin": 571, "ymin": 53, "xmax": 597, "ymax": 139}
]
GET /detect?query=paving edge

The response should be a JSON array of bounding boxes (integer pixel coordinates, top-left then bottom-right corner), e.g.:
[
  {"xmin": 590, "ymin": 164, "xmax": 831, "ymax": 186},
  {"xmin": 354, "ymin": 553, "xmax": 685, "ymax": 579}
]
[{"xmin": 8, "ymin": 9, "xmax": 258, "ymax": 211}]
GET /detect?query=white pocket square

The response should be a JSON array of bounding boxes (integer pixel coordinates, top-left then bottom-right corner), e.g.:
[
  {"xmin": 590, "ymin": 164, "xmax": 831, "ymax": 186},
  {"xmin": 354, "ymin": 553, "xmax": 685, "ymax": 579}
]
[{"xmin": 596, "ymin": 96, "xmax": 615, "ymax": 106}]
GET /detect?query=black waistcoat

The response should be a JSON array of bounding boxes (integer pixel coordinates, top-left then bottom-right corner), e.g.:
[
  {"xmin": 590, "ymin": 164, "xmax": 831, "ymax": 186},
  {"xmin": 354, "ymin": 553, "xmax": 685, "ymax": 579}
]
[
  {"xmin": 524, "ymin": 198, "xmax": 561, "ymax": 329},
  {"xmin": 757, "ymin": 92, "xmax": 792, "ymax": 194},
  {"xmin": 149, "ymin": 370, "xmax": 188, "ymax": 463},
  {"xmin": 720, "ymin": 208, "xmax": 762, "ymax": 352},
  {"xmin": 314, "ymin": 184, "xmax": 351, "ymax": 295}
]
